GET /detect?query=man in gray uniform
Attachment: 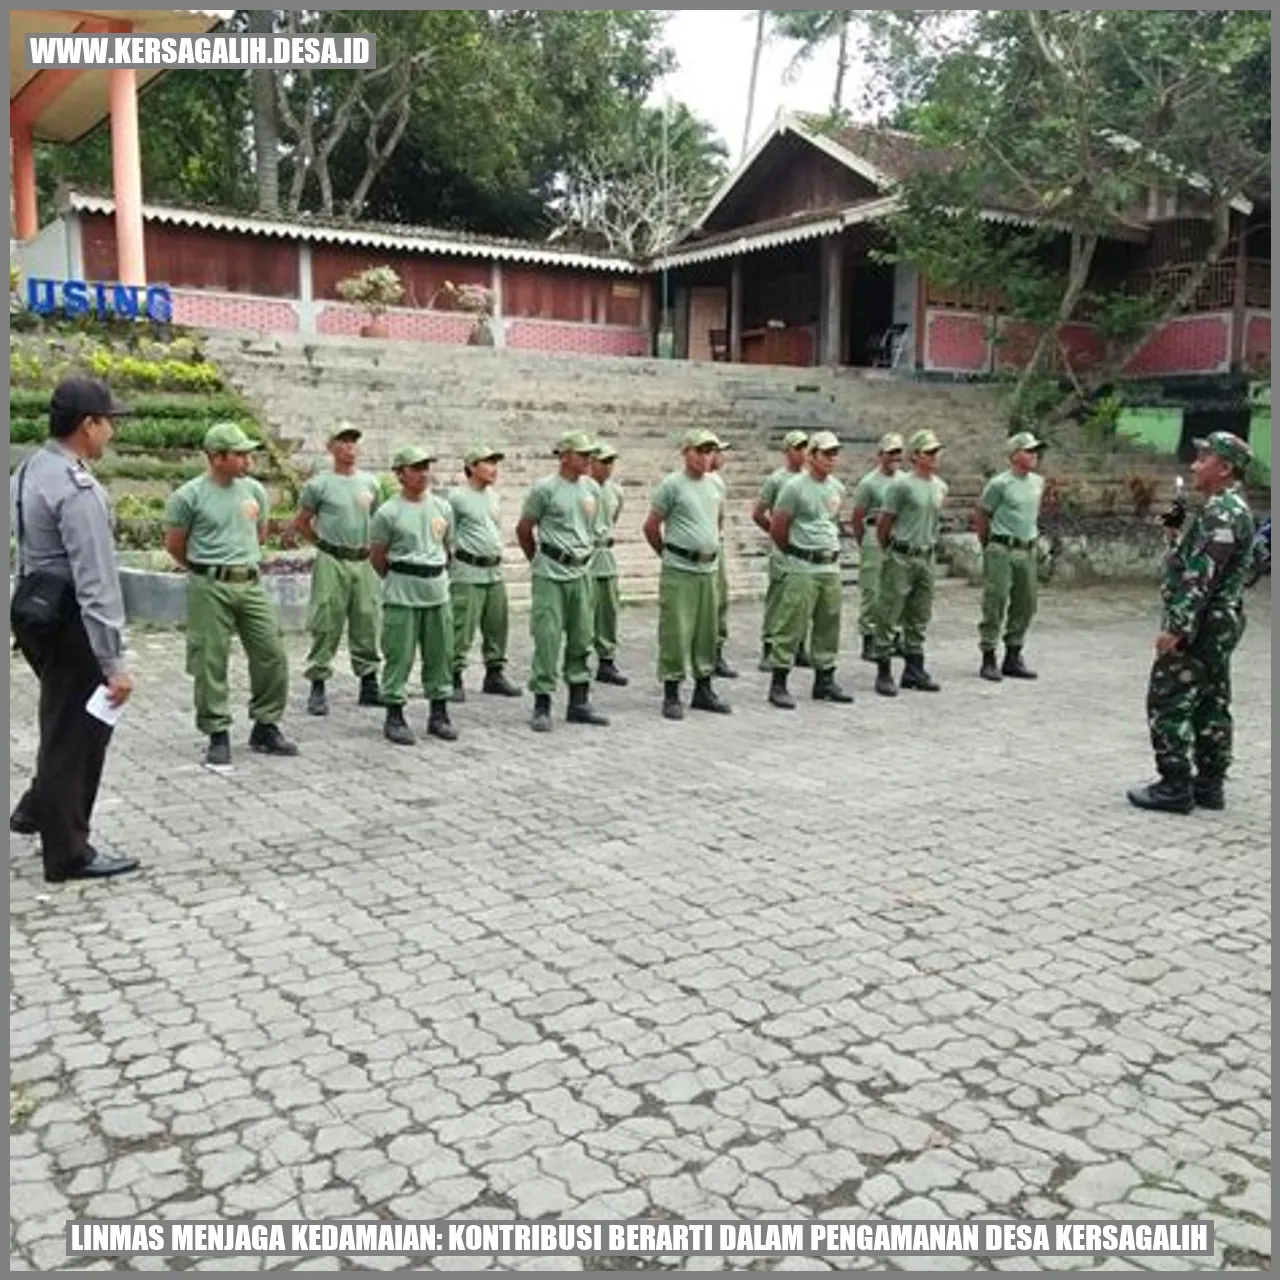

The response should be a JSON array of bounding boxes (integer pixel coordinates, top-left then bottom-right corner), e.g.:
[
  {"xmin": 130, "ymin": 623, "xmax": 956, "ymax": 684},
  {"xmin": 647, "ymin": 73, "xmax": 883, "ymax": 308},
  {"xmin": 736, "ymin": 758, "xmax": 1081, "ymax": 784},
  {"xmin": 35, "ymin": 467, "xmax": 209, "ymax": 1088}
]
[{"xmin": 9, "ymin": 378, "xmax": 139, "ymax": 883}]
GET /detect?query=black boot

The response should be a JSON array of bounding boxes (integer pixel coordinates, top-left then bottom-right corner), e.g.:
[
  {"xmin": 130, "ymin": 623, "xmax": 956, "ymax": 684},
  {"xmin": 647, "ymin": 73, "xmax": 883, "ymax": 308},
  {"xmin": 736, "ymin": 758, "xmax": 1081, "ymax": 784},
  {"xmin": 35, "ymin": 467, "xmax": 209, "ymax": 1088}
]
[
  {"xmin": 306, "ymin": 679, "xmax": 328, "ymax": 716},
  {"xmin": 713, "ymin": 649, "xmax": 739, "ymax": 679},
  {"xmin": 1193, "ymin": 775, "xmax": 1225, "ymax": 811},
  {"xmin": 892, "ymin": 633, "xmax": 906, "ymax": 658},
  {"xmin": 482, "ymin": 665, "xmax": 522, "ymax": 697},
  {"xmin": 450, "ymin": 671, "xmax": 467, "ymax": 704},
  {"xmin": 1127, "ymin": 776, "xmax": 1194, "ymax": 814},
  {"xmin": 813, "ymin": 669, "xmax": 853, "ymax": 703},
  {"xmin": 566, "ymin": 683, "xmax": 609, "ymax": 726},
  {"xmin": 691, "ymin": 675, "xmax": 732, "ymax": 714},
  {"xmin": 980, "ymin": 650, "xmax": 1002, "ymax": 682},
  {"xmin": 768, "ymin": 669, "xmax": 796, "ymax": 710},
  {"xmin": 9, "ymin": 790, "xmax": 39, "ymax": 835},
  {"xmin": 358, "ymin": 673, "xmax": 384, "ymax": 706},
  {"xmin": 795, "ymin": 645, "xmax": 812, "ymax": 669},
  {"xmin": 900, "ymin": 654, "xmax": 941, "ymax": 692},
  {"xmin": 531, "ymin": 693, "xmax": 553, "ymax": 733},
  {"xmin": 384, "ymin": 705, "xmax": 416, "ymax": 746},
  {"xmin": 249, "ymin": 723, "xmax": 300, "ymax": 756},
  {"xmin": 1002, "ymin": 646, "xmax": 1038, "ymax": 680},
  {"xmin": 596, "ymin": 658, "xmax": 630, "ymax": 687},
  {"xmin": 662, "ymin": 679, "xmax": 684, "ymax": 720},
  {"xmin": 860, "ymin": 634, "xmax": 875, "ymax": 663},
  {"xmin": 874, "ymin": 658, "xmax": 898, "ymax": 698},
  {"xmin": 427, "ymin": 699, "xmax": 458, "ymax": 742},
  {"xmin": 206, "ymin": 731, "xmax": 232, "ymax": 766}
]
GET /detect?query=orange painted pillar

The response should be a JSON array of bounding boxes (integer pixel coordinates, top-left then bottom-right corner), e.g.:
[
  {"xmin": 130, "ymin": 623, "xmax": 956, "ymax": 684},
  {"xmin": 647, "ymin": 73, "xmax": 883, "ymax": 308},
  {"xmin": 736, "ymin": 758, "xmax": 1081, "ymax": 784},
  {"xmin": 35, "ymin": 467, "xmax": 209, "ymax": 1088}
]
[
  {"xmin": 108, "ymin": 66, "xmax": 146, "ymax": 285},
  {"xmin": 11, "ymin": 115, "xmax": 38, "ymax": 241}
]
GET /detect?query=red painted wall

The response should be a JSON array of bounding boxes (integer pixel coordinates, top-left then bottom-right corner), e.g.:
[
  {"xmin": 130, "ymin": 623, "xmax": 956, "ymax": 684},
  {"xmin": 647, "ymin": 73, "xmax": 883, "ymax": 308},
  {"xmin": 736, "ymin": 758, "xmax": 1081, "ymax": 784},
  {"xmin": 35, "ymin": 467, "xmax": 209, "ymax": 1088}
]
[
  {"xmin": 1245, "ymin": 313, "xmax": 1271, "ymax": 371},
  {"xmin": 1122, "ymin": 313, "xmax": 1230, "ymax": 376}
]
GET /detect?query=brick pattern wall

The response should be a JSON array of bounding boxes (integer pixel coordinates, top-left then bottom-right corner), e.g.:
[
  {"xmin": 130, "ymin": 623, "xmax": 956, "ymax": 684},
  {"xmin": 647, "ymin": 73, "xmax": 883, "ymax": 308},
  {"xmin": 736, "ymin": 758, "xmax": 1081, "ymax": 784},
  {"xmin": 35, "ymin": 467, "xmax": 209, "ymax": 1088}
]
[
  {"xmin": 316, "ymin": 303, "xmax": 474, "ymax": 343},
  {"xmin": 994, "ymin": 319, "xmax": 1106, "ymax": 374},
  {"xmin": 171, "ymin": 290, "xmax": 300, "ymax": 332},
  {"xmin": 1122, "ymin": 313, "xmax": 1230, "ymax": 376},
  {"xmin": 505, "ymin": 319, "xmax": 649, "ymax": 357},
  {"xmin": 1245, "ymin": 312, "xmax": 1271, "ymax": 372},
  {"xmin": 925, "ymin": 310, "xmax": 990, "ymax": 372}
]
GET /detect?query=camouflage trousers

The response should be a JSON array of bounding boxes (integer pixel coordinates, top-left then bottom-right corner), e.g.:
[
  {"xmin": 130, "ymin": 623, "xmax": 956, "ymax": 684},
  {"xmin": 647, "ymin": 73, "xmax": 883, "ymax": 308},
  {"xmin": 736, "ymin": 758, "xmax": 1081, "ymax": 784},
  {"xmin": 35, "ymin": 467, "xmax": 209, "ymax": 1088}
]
[{"xmin": 1146, "ymin": 611, "xmax": 1244, "ymax": 781}]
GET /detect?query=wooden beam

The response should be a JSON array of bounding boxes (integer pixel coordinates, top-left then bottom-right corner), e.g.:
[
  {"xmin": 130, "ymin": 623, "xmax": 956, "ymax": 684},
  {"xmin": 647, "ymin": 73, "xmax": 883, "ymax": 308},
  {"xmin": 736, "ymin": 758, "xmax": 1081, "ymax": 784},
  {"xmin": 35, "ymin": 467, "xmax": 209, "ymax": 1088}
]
[
  {"xmin": 820, "ymin": 234, "xmax": 844, "ymax": 367},
  {"xmin": 729, "ymin": 257, "xmax": 743, "ymax": 363},
  {"xmin": 10, "ymin": 18, "xmax": 117, "ymax": 128},
  {"xmin": 1230, "ymin": 214, "xmax": 1248, "ymax": 371}
]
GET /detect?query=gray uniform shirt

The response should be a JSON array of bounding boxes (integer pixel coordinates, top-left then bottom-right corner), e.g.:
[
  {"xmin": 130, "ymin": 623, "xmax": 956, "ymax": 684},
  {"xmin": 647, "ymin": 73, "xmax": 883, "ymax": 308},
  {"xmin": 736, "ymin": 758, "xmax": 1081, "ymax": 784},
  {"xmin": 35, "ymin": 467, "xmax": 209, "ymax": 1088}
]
[{"xmin": 11, "ymin": 441, "xmax": 129, "ymax": 677}]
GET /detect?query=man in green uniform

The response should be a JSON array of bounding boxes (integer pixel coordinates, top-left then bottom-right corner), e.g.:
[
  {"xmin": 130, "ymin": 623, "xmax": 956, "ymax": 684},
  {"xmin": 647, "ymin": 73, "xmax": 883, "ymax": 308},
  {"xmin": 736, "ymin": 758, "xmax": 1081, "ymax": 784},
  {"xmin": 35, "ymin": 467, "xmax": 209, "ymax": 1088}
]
[
  {"xmin": 873, "ymin": 429, "xmax": 948, "ymax": 697},
  {"xmin": 643, "ymin": 428, "xmax": 732, "ymax": 720},
  {"xmin": 753, "ymin": 430, "xmax": 810, "ymax": 671},
  {"xmin": 975, "ymin": 430, "xmax": 1046, "ymax": 682},
  {"xmin": 447, "ymin": 445, "xmax": 521, "ymax": 702},
  {"xmin": 707, "ymin": 442, "xmax": 738, "ymax": 679},
  {"xmin": 164, "ymin": 422, "xmax": 298, "ymax": 766},
  {"xmin": 851, "ymin": 433, "xmax": 904, "ymax": 662},
  {"xmin": 294, "ymin": 422, "xmax": 384, "ymax": 716},
  {"xmin": 767, "ymin": 430, "xmax": 855, "ymax": 709},
  {"xmin": 588, "ymin": 442, "xmax": 629, "ymax": 686},
  {"xmin": 515, "ymin": 431, "xmax": 609, "ymax": 733},
  {"xmin": 1128, "ymin": 432, "xmax": 1257, "ymax": 814},
  {"xmin": 369, "ymin": 445, "xmax": 458, "ymax": 746}
]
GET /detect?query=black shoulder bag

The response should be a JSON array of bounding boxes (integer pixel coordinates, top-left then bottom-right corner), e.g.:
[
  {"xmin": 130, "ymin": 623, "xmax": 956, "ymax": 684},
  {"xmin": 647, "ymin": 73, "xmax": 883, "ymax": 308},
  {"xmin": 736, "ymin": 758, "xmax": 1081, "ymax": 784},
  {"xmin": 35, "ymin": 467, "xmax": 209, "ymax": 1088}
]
[{"xmin": 11, "ymin": 459, "xmax": 76, "ymax": 650}]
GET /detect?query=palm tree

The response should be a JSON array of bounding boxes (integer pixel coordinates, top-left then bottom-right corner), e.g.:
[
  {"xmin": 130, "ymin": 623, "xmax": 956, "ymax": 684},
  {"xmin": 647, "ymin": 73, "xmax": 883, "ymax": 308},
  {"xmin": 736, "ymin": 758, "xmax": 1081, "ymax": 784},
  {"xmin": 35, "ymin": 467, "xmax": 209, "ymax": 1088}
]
[
  {"xmin": 769, "ymin": 10, "xmax": 853, "ymax": 115},
  {"xmin": 741, "ymin": 10, "xmax": 767, "ymax": 161},
  {"xmin": 247, "ymin": 9, "xmax": 280, "ymax": 214}
]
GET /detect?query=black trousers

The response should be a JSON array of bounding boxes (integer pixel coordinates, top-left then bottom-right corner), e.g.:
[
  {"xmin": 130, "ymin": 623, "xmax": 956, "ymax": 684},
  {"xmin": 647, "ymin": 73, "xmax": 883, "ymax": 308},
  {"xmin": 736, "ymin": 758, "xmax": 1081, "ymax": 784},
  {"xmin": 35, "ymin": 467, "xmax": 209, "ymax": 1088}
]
[{"xmin": 15, "ymin": 617, "xmax": 113, "ymax": 878}]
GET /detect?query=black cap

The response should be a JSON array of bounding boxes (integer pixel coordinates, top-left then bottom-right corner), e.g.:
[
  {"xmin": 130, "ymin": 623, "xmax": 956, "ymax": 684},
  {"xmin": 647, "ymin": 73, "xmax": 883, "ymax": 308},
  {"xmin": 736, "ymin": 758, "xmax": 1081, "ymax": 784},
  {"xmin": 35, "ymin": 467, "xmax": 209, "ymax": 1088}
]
[{"xmin": 50, "ymin": 377, "xmax": 131, "ymax": 420}]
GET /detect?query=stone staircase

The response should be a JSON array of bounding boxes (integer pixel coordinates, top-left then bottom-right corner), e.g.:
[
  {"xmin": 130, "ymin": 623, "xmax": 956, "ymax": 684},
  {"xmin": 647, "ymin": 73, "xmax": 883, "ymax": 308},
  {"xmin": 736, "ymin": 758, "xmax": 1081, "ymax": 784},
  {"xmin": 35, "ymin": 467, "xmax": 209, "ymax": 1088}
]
[{"xmin": 200, "ymin": 333, "xmax": 1184, "ymax": 606}]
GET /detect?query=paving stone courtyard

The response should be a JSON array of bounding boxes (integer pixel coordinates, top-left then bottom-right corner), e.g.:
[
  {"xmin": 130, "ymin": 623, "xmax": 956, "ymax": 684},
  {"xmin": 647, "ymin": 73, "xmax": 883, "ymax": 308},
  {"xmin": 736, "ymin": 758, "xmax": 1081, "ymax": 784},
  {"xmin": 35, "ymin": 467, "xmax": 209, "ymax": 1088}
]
[{"xmin": 9, "ymin": 581, "xmax": 1272, "ymax": 1271}]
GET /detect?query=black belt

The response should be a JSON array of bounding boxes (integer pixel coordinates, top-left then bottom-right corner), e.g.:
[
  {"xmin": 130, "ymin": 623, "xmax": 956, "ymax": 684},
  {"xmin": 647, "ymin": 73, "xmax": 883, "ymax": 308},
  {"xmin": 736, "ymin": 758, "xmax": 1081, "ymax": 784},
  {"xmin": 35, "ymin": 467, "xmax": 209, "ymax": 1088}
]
[
  {"xmin": 597, "ymin": 536, "xmax": 615, "ymax": 549},
  {"xmin": 891, "ymin": 541, "xmax": 933, "ymax": 559},
  {"xmin": 454, "ymin": 548, "xmax": 502, "ymax": 568},
  {"xmin": 989, "ymin": 535, "xmax": 1037, "ymax": 551},
  {"xmin": 786, "ymin": 544, "xmax": 840, "ymax": 565},
  {"xmin": 316, "ymin": 537, "xmax": 369, "ymax": 562},
  {"xmin": 189, "ymin": 563, "xmax": 259, "ymax": 583},
  {"xmin": 666, "ymin": 543, "xmax": 718, "ymax": 565},
  {"xmin": 538, "ymin": 542, "xmax": 591, "ymax": 568},
  {"xmin": 388, "ymin": 560, "xmax": 445, "ymax": 579}
]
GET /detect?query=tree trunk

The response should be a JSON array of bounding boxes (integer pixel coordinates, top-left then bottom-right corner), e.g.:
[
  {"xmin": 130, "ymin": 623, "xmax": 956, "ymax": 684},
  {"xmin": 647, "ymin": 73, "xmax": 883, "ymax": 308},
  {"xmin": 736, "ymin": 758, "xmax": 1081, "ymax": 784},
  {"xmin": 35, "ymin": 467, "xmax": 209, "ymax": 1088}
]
[
  {"xmin": 247, "ymin": 9, "xmax": 279, "ymax": 215},
  {"xmin": 741, "ymin": 10, "xmax": 765, "ymax": 161},
  {"xmin": 832, "ymin": 14, "xmax": 850, "ymax": 114}
]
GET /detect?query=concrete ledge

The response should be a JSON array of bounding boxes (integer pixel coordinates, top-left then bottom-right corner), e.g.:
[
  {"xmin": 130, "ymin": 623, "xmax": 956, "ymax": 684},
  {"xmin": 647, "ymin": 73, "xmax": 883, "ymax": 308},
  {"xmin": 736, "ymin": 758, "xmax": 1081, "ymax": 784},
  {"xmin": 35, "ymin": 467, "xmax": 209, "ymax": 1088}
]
[
  {"xmin": 938, "ymin": 524, "xmax": 1167, "ymax": 586},
  {"xmin": 119, "ymin": 567, "xmax": 314, "ymax": 631}
]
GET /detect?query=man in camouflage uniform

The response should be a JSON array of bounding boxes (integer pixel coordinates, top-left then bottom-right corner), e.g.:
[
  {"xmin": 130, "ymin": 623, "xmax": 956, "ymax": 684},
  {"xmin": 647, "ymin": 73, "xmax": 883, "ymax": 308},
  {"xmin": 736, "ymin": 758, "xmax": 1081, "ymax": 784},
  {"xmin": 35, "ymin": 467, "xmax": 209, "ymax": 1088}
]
[{"xmin": 1127, "ymin": 432, "xmax": 1256, "ymax": 814}]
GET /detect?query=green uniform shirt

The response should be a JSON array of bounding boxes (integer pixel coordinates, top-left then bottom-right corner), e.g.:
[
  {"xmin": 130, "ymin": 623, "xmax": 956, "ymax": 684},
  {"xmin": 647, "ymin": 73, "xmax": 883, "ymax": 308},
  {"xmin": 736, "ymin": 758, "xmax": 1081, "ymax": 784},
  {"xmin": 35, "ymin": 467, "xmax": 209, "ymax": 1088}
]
[
  {"xmin": 521, "ymin": 474, "xmax": 601, "ymax": 581},
  {"xmin": 592, "ymin": 478, "xmax": 624, "ymax": 579},
  {"xmin": 370, "ymin": 493, "xmax": 453, "ymax": 607},
  {"xmin": 759, "ymin": 465, "xmax": 802, "ymax": 569},
  {"xmin": 777, "ymin": 471, "xmax": 845, "ymax": 574},
  {"xmin": 1161, "ymin": 485, "xmax": 1255, "ymax": 640},
  {"xmin": 165, "ymin": 474, "xmax": 269, "ymax": 566},
  {"xmin": 447, "ymin": 482, "xmax": 504, "ymax": 586},
  {"xmin": 708, "ymin": 470, "xmax": 727, "ymax": 541},
  {"xmin": 298, "ymin": 470, "xmax": 381, "ymax": 550},
  {"xmin": 853, "ymin": 468, "xmax": 896, "ymax": 548},
  {"xmin": 980, "ymin": 469, "xmax": 1044, "ymax": 542},
  {"xmin": 651, "ymin": 470, "xmax": 722, "ymax": 575},
  {"xmin": 883, "ymin": 471, "xmax": 947, "ymax": 550}
]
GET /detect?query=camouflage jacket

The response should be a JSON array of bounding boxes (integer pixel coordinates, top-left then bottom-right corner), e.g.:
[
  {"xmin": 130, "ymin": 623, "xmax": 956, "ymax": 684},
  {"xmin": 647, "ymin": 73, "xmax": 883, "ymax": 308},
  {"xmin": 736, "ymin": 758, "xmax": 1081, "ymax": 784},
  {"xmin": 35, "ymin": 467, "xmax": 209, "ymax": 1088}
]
[{"xmin": 1160, "ymin": 485, "xmax": 1255, "ymax": 641}]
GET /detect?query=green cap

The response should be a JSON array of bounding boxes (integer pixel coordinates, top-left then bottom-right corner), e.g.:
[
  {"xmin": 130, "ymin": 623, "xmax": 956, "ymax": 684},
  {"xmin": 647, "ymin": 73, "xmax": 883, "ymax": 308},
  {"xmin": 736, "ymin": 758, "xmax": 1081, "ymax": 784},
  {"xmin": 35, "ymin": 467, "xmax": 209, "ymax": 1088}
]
[
  {"xmin": 1007, "ymin": 430, "xmax": 1046, "ymax": 455},
  {"xmin": 783, "ymin": 430, "xmax": 810, "ymax": 450},
  {"xmin": 329, "ymin": 421, "xmax": 362, "ymax": 443},
  {"xmin": 594, "ymin": 443, "xmax": 620, "ymax": 463},
  {"xmin": 203, "ymin": 422, "xmax": 260, "ymax": 453},
  {"xmin": 879, "ymin": 432, "xmax": 905, "ymax": 454},
  {"xmin": 809, "ymin": 430, "xmax": 841, "ymax": 453},
  {"xmin": 391, "ymin": 444, "xmax": 435, "ymax": 469},
  {"xmin": 553, "ymin": 431, "xmax": 598, "ymax": 456},
  {"xmin": 681, "ymin": 427, "xmax": 721, "ymax": 450},
  {"xmin": 910, "ymin": 429, "xmax": 942, "ymax": 455},
  {"xmin": 1194, "ymin": 431, "xmax": 1252, "ymax": 472},
  {"xmin": 464, "ymin": 444, "xmax": 505, "ymax": 466}
]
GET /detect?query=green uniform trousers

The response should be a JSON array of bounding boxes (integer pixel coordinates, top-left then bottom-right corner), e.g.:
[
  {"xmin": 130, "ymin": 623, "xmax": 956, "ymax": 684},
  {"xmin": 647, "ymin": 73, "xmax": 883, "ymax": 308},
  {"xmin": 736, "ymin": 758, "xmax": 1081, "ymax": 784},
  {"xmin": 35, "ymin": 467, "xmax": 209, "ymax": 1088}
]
[
  {"xmin": 451, "ymin": 580, "xmax": 509, "ymax": 673},
  {"xmin": 382, "ymin": 602, "xmax": 453, "ymax": 705},
  {"xmin": 979, "ymin": 543, "xmax": 1038, "ymax": 650},
  {"xmin": 1147, "ymin": 609, "xmax": 1243, "ymax": 781},
  {"xmin": 529, "ymin": 575, "xmax": 593, "ymax": 694},
  {"xmin": 592, "ymin": 574, "xmax": 621, "ymax": 659},
  {"xmin": 658, "ymin": 564, "xmax": 717, "ymax": 682},
  {"xmin": 716, "ymin": 548, "xmax": 730, "ymax": 647},
  {"xmin": 760, "ymin": 556, "xmax": 786, "ymax": 653},
  {"xmin": 769, "ymin": 571, "xmax": 842, "ymax": 671},
  {"xmin": 875, "ymin": 548, "xmax": 934, "ymax": 658},
  {"xmin": 303, "ymin": 550, "xmax": 381, "ymax": 681},
  {"xmin": 857, "ymin": 537, "xmax": 884, "ymax": 637},
  {"xmin": 185, "ymin": 574, "xmax": 289, "ymax": 735}
]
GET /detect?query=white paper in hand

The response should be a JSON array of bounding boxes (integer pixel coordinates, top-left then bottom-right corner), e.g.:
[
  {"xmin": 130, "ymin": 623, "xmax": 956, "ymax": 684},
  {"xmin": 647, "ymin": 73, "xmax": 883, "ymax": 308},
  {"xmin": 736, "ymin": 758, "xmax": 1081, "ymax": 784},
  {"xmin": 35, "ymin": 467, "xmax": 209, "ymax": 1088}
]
[{"xmin": 86, "ymin": 685, "xmax": 126, "ymax": 727}]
